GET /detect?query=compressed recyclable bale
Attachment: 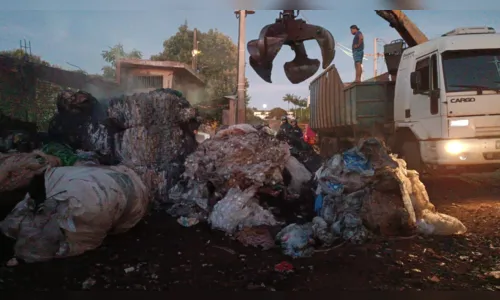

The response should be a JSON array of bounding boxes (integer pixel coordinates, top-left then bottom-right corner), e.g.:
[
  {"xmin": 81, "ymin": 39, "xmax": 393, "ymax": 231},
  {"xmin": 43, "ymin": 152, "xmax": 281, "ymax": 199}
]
[
  {"xmin": 0, "ymin": 165, "xmax": 149, "ymax": 262},
  {"xmin": 110, "ymin": 89, "xmax": 201, "ymax": 202},
  {"xmin": 107, "ymin": 89, "xmax": 198, "ymax": 129},
  {"xmin": 0, "ymin": 151, "xmax": 61, "ymax": 193},
  {"xmin": 114, "ymin": 126, "xmax": 191, "ymax": 166}
]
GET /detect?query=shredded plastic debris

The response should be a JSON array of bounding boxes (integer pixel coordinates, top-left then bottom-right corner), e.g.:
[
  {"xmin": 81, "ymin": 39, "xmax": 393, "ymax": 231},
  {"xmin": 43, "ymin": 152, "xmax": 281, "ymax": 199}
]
[
  {"xmin": 169, "ymin": 124, "xmax": 291, "ymax": 227},
  {"xmin": 235, "ymin": 226, "xmax": 276, "ymax": 250},
  {"xmin": 276, "ymin": 223, "xmax": 315, "ymax": 258},
  {"xmin": 209, "ymin": 186, "xmax": 278, "ymax": 233},
  {"xmin": 309, "ymin": 138, "xmax": 467, "ymax": 247},
  {"xmin": 274, "ymin": 261, "xmax": 294, "ymax": 273},
  {"xmin": 285, "ymin": 156, "xmax": 312, "ymax": 195}
]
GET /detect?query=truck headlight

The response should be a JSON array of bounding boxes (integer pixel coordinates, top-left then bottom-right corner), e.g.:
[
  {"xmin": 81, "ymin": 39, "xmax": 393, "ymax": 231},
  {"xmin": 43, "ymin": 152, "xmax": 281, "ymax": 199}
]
[
  {"xmin": 445, "ymin": 141, "xmax": 465, "ymax": 154},
  {"xmin": 449, "ymin": 119, "xmax": 469, "ymax": 127}
]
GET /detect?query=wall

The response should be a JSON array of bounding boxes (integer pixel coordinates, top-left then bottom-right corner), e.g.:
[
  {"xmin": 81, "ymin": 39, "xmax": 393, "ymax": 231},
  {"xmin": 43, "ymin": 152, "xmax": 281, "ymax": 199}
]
[
  {"xmin": 120, "ymin": 67, "xmax": 173, "ymax": 94},
  {"xmin": 0, "ymin": 65, "xmax": 36, "ymax": 122}
]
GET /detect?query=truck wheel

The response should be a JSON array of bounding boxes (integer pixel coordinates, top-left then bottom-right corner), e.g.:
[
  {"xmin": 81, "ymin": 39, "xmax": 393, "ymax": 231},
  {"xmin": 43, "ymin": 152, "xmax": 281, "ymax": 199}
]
[{"xmin": 401, "ymin": 141, "xmax": 423, "ymax": 173}]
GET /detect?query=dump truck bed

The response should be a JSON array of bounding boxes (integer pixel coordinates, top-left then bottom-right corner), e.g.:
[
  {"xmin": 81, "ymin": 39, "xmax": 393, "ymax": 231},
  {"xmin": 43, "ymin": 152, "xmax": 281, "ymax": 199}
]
[{"xmin": 309, "ymin": 64, "xmax": 395, "ymax": 136}]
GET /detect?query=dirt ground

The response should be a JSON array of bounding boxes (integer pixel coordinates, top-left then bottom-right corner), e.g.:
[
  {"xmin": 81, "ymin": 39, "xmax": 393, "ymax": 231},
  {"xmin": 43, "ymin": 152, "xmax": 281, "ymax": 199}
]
[{"xmin": 0, "ymin": 174, "xmax": 499, "ymax": 291}]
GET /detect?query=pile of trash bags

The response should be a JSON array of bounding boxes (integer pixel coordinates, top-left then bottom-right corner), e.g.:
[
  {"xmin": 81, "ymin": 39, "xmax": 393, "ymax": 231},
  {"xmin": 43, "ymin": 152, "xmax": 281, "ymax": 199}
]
[
  {"xmin": 0, "ymin": 88, "xmax": 201, "ymax": 262},
  {"xmin": 276, "ymin": 138, "xmax": 467, "ymax": 257}
]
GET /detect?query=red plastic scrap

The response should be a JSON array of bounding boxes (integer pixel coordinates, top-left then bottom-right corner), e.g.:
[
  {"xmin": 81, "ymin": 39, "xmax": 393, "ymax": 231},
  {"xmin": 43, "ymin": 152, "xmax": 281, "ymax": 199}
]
[{"xmin": 274, "ymin": 261, "xmax": 294, "ymax": 273}]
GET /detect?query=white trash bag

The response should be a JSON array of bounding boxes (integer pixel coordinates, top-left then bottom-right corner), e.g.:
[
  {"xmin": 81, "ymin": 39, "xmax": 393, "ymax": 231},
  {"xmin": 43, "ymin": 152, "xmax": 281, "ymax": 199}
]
[
  {"xmin": 1, "ymin": 165, "xmax": 149, "ymax": 262},
  {"xmin": 208, "ymin": 186, "xmax": 278, "ymax": 234}
]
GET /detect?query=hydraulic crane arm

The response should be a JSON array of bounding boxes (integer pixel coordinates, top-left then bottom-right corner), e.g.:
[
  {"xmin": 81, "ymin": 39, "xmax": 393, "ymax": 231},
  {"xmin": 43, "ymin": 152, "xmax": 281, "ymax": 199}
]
[
  {"xmin": 247, "ymin": 9, "xmax": 429, "ymax": 83},
  {"xmin": 375, "ymin": 10, "xmax": 428, "ymax": 47}
]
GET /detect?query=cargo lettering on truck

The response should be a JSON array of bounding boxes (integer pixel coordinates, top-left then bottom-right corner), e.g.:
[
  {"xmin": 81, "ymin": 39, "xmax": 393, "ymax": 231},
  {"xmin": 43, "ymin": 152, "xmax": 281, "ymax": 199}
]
[{"xmin": 450, "ymin": 97, "xmax": 476, "ymax": 103}]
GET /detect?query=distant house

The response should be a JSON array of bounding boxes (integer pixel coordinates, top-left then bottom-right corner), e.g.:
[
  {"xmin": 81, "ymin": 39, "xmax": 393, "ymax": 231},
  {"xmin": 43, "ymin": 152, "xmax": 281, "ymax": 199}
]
[
  {"xmin": 253, "ymin": 110, "xmax": 295, "ymax": 120},
  {"xmin": 116, "ymin": 59, "xmax": 205, "ymax": 102},
  {"xmin": 253, "ymin": 110, "xmax": 269, "ymax": 119}
]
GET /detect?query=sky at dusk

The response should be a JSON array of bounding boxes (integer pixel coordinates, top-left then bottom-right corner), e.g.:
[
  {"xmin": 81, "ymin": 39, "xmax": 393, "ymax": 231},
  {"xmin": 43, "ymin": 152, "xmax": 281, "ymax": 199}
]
[{"xmin": 1, "ymin": 1, "xmax": 500, "ymax": 109}]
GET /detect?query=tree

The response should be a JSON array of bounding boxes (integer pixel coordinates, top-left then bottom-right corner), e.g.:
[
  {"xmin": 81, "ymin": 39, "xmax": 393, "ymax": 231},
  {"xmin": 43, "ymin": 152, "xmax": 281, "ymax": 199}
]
[
  {"xmin": 282, "ymin": 93, "xmax": 307, "ymax": 108},
  {"xmin": 245, "ymin": 107, "xmax": 266, "ymax": 125},
  {"xmin": 151, "ymin": 23, "xmax": 250, "ymax": 120},
  {"xmin": 268, "ymin": 107, "xmax": 287, "ymax": 120},
  {"xmin": 101, "ymin": 43, "xmax": 142, "ymax": 79}
]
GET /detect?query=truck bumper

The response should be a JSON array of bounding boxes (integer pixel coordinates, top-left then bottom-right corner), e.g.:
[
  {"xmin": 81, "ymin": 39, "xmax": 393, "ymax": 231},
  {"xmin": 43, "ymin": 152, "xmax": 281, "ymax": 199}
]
[{"xmin": 420, "ymin": 138, "xmax": 500, "ymax": 168}]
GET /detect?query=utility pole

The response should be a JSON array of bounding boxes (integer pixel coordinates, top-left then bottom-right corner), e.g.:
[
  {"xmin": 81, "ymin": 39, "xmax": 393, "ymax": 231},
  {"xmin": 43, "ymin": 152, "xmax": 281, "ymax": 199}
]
[
  {"xmin": 235, "ymin": 10, "xmax": 254, "ymax": 124},
  {"xmin": 192, "ymin": 28, "xmax": 198, "ymax": 71},
  {"xmin": 373, "ymin": 38, "xmax": 378, "ymax": 78}
]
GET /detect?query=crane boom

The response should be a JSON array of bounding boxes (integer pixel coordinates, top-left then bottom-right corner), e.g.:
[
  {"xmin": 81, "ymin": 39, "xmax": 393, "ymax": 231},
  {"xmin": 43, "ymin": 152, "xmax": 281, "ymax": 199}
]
[{"xmin": 375, "ymin": 10, "xmax": 428, "ymax": 47}]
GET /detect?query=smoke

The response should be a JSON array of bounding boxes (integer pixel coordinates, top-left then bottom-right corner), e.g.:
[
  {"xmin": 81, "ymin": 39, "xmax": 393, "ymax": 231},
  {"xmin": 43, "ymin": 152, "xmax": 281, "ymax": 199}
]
[
  {"xmin": 173, "ymin": 81, "xmax": 206, "ymax": 104},
  {"xmin": 82, "ymin": 83, "xmax": 123, "ymax": 107}
]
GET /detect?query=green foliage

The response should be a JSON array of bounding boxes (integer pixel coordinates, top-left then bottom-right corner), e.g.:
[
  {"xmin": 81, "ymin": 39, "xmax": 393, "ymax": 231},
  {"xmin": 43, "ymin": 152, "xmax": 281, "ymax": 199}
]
[
  {"xmin": 0, "ymin": 49, "xmax": 60, "ymax": 130},
  {"xmin": 282, "ymin": 93, "xmax": 307, "ymax": 108},
  {"xmin": 268, "ymin": 107, "xmax": 287, "ymax": 120},
  {"xmin": 0, "ymin": 49, "xmax": 50, "ymax": 66},
  {"xmin": 151, "ymin": 23, "xmax": 250, "ymax": 121},
  {"xmin": 290, "ymin": 106, "xmax": 310, "ymax": 123},
  {"xmin": 101, "ymin": 43, "xmax": 142, "ymax": 79}
]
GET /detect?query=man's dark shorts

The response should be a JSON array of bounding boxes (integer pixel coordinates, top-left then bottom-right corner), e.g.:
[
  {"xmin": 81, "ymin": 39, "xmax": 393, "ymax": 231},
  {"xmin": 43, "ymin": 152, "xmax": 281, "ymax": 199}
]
[{"xmin": 353, "ymin": 49, "xmax": 364, "ymax": 63}]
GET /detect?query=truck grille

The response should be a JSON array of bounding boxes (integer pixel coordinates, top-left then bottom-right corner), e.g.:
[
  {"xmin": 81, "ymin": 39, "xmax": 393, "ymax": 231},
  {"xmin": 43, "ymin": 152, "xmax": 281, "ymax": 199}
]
[
  {"xmin": 482, "ymin": 152, "xmax": 500, "ymax": 160},
  {"xmin": 475, "ymin": 126, "xmax": 500, "ymax": 137}
]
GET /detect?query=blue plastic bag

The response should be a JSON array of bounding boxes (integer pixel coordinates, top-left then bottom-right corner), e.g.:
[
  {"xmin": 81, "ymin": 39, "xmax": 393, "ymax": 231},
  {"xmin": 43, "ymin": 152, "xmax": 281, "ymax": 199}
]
[
  {"xmin": 314, "ymin": 194, "xmax": 323, "ymax": 213},
  {"xmin": 342, "ymin": 149, "xmax": 373, "ymax": 175}
]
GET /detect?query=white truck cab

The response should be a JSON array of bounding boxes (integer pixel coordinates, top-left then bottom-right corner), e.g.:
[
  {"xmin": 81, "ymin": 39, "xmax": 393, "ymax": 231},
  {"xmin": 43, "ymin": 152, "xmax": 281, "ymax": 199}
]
[{"xmin": 393, "ymin": 27, "xmax": 500, "ymax": 171}]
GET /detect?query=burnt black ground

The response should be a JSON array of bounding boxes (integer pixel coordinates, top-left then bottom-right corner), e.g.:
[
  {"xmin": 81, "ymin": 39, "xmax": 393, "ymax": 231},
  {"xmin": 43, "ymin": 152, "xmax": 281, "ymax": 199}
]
[{"xmin": 0, "ymin": 175, "xmax": 499, "ymax": 291}]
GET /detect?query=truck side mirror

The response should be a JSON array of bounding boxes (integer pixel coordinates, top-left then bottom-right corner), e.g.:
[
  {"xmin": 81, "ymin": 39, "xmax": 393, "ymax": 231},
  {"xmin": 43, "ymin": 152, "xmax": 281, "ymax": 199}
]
[{"xmin": 410, "ymin": 71, "xmax": 421, "ymax": 90}]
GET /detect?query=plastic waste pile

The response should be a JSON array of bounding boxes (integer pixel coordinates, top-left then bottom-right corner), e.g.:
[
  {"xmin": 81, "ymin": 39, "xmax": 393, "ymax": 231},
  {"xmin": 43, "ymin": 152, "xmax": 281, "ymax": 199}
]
[
  {"xmin": 169, "ymin": 124, "xmax": 312, "ymax": 235},
  {"xmin": 108, "ymin": 88, "xmax": 201, "ymax": 201},
  {"xmin": 0, "ymin": 88, "xmax": 202, "ymax": 262},
  {"xmin": 41, "ymin": 88, "xmax": 201, "ymax": 202},
  {"xmin": 1, "ymin": 165, "xmax": 149, "ymax": 262},
  {"xmin": 276, "ymin": 138, "xmax": 467, "ymax": 257},
  {"xmin": 48, "ymin": 90, "xmax": 114, "ymax": 163}
]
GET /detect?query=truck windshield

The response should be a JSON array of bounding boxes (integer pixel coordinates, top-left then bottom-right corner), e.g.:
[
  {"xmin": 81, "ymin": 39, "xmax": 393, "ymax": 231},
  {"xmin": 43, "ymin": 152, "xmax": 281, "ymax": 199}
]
[{"xmin": 442, "ymin": 49, "xmax": 500, "ymax": 93}]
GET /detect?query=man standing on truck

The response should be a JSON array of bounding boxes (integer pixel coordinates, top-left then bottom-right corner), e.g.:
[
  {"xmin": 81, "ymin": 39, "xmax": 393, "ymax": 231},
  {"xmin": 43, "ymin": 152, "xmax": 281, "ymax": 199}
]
[{"xmin": 350, "ymin": 25, "xmax": 364, "ymax": 82}]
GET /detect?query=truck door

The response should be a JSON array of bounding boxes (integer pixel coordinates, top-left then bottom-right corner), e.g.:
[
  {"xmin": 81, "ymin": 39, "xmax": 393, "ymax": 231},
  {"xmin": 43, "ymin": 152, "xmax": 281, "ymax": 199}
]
[{"xmin": 410, "ymin": 53, "xmax": 442, "ymax": 139}]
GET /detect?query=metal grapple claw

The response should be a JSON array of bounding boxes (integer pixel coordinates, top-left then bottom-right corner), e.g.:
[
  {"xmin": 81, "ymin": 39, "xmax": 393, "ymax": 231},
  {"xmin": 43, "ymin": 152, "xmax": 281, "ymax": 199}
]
[
  {"xmin": 284, "ymin": 42, "xmax": 320, "ymax": 84},
  {"xmin": 247, "ymin": 10, "xmax": 336, "ymax": 84}
]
